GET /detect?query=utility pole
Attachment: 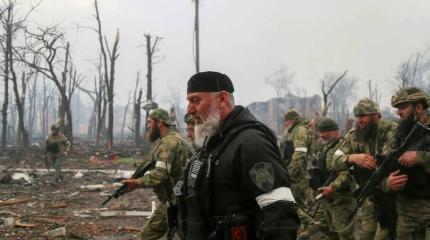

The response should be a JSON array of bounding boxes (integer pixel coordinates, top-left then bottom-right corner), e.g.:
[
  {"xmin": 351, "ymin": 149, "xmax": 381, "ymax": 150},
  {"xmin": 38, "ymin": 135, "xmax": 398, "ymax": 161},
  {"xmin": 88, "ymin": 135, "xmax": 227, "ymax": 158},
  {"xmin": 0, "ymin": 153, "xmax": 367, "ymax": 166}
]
[{"xmin": 194, "ymin": 0, "xmax": 200, "ymax": 73}]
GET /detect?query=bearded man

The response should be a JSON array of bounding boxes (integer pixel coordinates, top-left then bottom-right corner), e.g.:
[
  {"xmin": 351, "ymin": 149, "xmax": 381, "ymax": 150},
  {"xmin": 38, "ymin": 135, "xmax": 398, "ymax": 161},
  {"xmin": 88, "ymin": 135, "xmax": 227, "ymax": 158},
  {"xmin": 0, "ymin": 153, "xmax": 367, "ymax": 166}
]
[
  {"xmin": 331, "ymin": 98, "xmax": 397, "ymax": 240},
  {"xmin": 383, "ymin": 87, "xmax": 430, "ymax": 239},
  {"xmin": 123, "ymin": 108, "xmax": 191, "ymax": 240},
  {"xmin": 174, "ymin": 71, "xmax": 299, "ymax": 240}
]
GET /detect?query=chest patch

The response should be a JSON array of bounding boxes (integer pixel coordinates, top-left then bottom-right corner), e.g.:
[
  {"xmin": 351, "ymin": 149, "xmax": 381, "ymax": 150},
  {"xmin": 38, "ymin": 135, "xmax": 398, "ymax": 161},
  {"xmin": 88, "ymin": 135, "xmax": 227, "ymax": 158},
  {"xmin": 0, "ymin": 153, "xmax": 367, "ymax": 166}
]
[{"xmin": 249, "ymin": 162, "xmax": 275, "ymax": 192}]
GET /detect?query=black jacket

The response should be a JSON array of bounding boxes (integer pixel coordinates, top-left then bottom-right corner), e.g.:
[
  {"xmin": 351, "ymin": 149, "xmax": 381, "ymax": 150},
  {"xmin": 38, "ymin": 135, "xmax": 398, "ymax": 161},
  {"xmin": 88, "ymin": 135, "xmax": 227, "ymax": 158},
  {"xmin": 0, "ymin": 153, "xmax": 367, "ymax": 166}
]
[{"xmin": 184, "ymin": 106, "xmax": 299, "ymax": 240}]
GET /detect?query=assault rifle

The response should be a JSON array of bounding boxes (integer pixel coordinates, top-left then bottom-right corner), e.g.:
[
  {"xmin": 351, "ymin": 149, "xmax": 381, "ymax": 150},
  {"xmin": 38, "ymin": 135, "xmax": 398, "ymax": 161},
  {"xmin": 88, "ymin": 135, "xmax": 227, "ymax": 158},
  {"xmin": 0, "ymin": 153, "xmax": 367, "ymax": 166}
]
[
  {"xmin": 353, "ymin": 122, "xmax": 430, "ymax": 213},
  {"xmin": 345, "ymin": 122, "xmax": 430, "ymax": 238},
  {"xmin": 306, "ymin": 170, "xmax": 337, "ymax": 218},
  {"xmin": 101, "ymin": 157, "xmax": 156, "ymax": 206}
]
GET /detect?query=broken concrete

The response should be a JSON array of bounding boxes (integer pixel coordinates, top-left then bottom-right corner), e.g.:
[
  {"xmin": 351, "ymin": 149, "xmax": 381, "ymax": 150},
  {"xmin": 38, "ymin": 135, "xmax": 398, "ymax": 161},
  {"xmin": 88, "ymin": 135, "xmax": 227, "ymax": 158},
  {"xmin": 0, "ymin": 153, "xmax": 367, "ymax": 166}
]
[
  {"xmin": 11, "ymin": 172, "xmax": 33, "ymax": 183},
  {"xmin": 4, "ymin": 217, "xmax": 15, "ymax": 227},
  {"xmin": 47, "ymin": 227, "xmax": 66, "ymax": 237},
  {"xmin": 99, "ymin": 211, "xmax": 152, "ymax": 218}
]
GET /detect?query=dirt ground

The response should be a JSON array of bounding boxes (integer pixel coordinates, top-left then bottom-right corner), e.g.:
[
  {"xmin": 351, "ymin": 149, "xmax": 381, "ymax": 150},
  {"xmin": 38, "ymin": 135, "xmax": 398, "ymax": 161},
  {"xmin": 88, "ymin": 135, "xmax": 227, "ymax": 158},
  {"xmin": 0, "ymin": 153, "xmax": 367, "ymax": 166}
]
[{"xmin": 0, "ymin": 156, "xmax": 156, "ymax": 239}]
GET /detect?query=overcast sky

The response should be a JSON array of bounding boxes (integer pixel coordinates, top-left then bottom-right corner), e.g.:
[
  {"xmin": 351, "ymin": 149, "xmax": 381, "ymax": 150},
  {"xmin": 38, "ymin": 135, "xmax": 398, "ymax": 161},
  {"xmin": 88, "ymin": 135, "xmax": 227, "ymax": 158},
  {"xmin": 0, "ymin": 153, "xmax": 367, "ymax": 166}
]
[{"xmin": 32, "ymin": 0, "xmax": 430, "ymax": 110}]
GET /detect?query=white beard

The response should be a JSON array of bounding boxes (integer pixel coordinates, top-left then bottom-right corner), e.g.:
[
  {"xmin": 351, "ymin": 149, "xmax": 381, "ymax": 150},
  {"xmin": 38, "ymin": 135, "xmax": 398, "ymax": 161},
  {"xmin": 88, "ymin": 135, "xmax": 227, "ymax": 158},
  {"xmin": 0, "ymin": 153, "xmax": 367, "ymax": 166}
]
[{"xmin": 194, "ymin": 107, "xmax": 221, "ymax": 148}]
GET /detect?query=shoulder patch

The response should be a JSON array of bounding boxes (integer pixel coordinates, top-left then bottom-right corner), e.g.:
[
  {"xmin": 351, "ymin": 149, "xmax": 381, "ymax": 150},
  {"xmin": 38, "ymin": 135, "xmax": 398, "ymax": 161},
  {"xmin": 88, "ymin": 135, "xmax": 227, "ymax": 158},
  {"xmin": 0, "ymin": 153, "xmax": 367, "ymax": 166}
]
[{"xmin": 249, "ymin": 162, "xmax": 275, "ymax": 192}]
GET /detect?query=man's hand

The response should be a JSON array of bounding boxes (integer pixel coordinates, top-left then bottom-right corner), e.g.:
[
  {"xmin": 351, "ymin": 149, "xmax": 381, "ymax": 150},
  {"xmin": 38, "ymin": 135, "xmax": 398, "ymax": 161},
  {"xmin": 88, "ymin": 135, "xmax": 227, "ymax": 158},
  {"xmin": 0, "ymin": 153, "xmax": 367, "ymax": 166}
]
[
  {"xmin": 386, "ymin": 170, "xmax": 408, "ymax": 191},
  {"xmin": 398, "ymin": 151, "xmax": 418, "ymax": 167},
  {"xmin": 318, "ymin": 187, "xmax": 334, "ymax": 199},
  {"xmin": 348, "ymin": 153, "xmax": 377, "ymax": 170},
  {"xmin": 122, "ymin": 179, "xmax": 139, "ymax": 192}
]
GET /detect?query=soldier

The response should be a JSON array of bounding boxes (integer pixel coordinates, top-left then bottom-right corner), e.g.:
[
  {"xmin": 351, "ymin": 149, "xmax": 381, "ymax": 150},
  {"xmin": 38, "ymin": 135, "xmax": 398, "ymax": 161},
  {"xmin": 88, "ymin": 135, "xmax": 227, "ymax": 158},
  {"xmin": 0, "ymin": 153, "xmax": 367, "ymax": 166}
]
[
  {"xmin": 332, "ymin": 98, "xmax": 397, "ymax": 240},
  {"xmin": 383, "ymin": 87, "xmax": 430, "ymax": 239},
  {"xmin": 122, "ymin": 108, "xmax": 191, "ymax": 240},
  {"xmin": 175, "ymin": 71, "xmax": 299, "ymax": 240},
  {"xmin": 315, "ymin": 118, "xmax": 358, "ymax": 240},
  {"xmin": 184, "ymin": 113, "xmax": 196, "ymax": 144},
  {"xmin": 284, "ymin": 109, "xmax": 320, "ymax": 239},
  {"xmin": 44, "ymin": 124, "xmax": 70, "ymax": 184}
]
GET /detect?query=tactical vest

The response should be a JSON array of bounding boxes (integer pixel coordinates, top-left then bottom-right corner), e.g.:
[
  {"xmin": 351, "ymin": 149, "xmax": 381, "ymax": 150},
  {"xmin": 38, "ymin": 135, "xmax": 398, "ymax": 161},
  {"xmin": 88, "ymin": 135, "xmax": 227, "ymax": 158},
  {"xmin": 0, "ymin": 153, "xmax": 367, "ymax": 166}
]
[
  {"xmin": 399, "ymin": 124, "xmax": 430, "ymax": 199},
  {"xmin": 175, "ymin": 122, "xmax": 279, "ymax": 240},
  {"xmin": 309, "ymin": 138, "xmax": 340, "ymax": 189}
]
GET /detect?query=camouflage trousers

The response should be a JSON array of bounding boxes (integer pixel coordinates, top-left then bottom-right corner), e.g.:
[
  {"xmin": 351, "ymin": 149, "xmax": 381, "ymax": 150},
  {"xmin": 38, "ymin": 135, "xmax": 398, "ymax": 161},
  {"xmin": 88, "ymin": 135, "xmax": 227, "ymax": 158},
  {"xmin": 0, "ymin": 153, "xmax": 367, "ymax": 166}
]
[
  {"xmin": 359, "ymin": 198, "xmax": 389, "ymax": 240},
  {"xmin": 140, "ymin": 201, "xmax": 167, "ymax": 240},
  {"xmin": 321, "ymin": 196, "xmax": 357, "ymax": 240},
  {"xmin": 47, "ymin": 155, "xmax": 64, "ymax": 182},
  {"xmin": 397, "ymin": 195, "xmax": 430, "ymax": 240},
  {"xmin": 289, "ymin": 172, "xmax": 315, "ymax": 239},
  {"xmin": 297, "ymin": 204, "xmax": 337, "ymax": 240}
]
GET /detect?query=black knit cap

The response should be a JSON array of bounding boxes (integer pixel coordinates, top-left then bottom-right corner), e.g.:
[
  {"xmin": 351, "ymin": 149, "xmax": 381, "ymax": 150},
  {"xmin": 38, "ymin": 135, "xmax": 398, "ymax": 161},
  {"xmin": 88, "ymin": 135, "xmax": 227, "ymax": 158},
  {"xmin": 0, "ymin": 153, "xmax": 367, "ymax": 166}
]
[
  {"xmin": 317, "ymin": 118, "xmax": 339, "ymax": 132},
  {"xmin": 187, "ymin": 71, "xmax": 235, "ymax": 94}
]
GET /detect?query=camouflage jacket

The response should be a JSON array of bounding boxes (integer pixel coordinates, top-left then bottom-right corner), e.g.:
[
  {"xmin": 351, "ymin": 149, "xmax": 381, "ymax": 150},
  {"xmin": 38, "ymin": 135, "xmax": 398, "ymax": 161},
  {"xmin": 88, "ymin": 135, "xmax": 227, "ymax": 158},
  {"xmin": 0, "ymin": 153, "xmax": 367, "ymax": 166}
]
[
  {"xmin": 332, "ymin": 119, "xmax": 397, "ymax": 172},
  {"xmin": 45, "ymin": 133, "xmax": 70, "ymax": 157},
  {"xmin": 287, "ymin": 118, "xmax": 315, "ymax": 179},
  {"xmin": 324, "ymin": 137, "xmax": 357, "ymax": 196},
  {"xmin": 137, "ymin": 130, "xmax": 191, "ymax": 202}
]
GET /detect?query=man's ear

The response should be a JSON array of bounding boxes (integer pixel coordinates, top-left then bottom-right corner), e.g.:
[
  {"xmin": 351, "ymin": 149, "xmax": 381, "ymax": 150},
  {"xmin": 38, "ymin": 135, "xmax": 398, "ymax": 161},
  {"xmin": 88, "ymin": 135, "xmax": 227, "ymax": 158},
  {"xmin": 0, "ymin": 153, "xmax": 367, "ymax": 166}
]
[
  {"xmin": 156, "ymin": 119, "xmax": 164, "ymax": 128},
  {"xmin": 218, "ymin": 91, "xmax": 229, "ymax": 107}
]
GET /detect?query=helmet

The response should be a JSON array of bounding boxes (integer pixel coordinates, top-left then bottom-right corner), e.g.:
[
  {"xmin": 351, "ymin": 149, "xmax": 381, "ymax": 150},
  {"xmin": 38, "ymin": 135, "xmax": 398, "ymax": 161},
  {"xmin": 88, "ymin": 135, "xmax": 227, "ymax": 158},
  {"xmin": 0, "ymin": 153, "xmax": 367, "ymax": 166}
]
[{"xmin": 391, "ymin": 87, "xmax": 429, "ymax": 108}]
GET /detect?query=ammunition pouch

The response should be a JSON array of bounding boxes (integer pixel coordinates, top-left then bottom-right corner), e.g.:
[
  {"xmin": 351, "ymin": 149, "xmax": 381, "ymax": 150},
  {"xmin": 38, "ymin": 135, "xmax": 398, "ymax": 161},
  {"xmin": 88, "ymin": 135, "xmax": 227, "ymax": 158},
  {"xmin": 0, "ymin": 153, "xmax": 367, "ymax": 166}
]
[
  {"xmin": 208, "ymin": 213, "xmax": 250, "ymax": 240},
  {"xmin": 401, "ymin": 167, "xmax": 430, "ymax": 199},
  {"xmin": 309, "ymin": 151, "xmax": 330, "ymax": 189},
  {"xmin": 47, "ymin": 142, "xmax": 60, "ymax": 154}
]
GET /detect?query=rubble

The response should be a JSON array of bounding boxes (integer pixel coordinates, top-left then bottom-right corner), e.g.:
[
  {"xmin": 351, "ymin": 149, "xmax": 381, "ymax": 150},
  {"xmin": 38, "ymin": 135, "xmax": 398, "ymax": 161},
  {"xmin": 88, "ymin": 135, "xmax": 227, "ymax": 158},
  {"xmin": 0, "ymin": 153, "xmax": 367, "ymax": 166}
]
[
  {"xmin": 3, "ymin": 217, "xmax": 15, "ymax": 227},
  {"xmin": 79, "ymin": 183, "xmax": 122, "ymax": 191},
  {"xmin": 47, "ymin": 227, "xmax": 66, "ymax": 237},
  {"xmin": 14, "ymin": 220, "xmax": 37, "ymax": 228},
  {"xmin": 11, "ymin": 172, "xmax": 33, "ymax": 183},
  {"xmin": 99, "ymin": 211, "xmax": 152, "ymax": 218},
  {"xmin": 73, "ymin": 171, "xmax": 84, "ymax": 178},
  {"xmin": 0, "ymin": 158, "xmax": 148, "ymax": 239},
  {"xmin": 0, "ymin": 197, "xmax": 32, "ymax": 206}
]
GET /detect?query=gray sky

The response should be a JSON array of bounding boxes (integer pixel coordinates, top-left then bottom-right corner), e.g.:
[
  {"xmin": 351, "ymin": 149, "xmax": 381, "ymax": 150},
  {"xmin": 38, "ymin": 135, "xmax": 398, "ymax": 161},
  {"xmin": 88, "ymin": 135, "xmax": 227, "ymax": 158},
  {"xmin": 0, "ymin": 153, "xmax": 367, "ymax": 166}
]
[{"xmin": 33, "ymin": 0, "xmax": 430, "ymax": 109}]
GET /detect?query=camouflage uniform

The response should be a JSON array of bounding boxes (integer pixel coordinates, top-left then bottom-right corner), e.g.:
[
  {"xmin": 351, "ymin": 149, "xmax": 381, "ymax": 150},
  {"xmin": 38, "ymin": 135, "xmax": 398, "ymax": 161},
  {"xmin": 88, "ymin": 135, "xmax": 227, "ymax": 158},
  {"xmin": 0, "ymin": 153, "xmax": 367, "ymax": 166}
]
[
  {"xmin": 332, "ymin": 98, "xmax": 397, "ymax": 240},
  {"xmin": 388, "ymin": 88, "xmax": 430, "ymax": 239},
  {"xmin": 137, "ymin": 131, "xmax": 190, "ymax": 239},
  {"xmin": 284, "ymin": 109, "xmax": 320, "ymax": 239},
  {"xmin": 45, "ymin": 128, "xmax": 70, "ymax": 183},
  {"xmin": 136, "ymin": 109, "xmax": 191, "ymax": 240},
  {"xmin": 322, "ymin": 137, "xmax": 358, "ymax": 240}
]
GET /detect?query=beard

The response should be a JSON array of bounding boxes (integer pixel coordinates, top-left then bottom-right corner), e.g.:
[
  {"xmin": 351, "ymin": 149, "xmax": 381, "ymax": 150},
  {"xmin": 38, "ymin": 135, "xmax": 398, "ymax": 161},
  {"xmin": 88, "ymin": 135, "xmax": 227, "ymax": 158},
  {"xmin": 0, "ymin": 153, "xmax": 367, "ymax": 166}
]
[
  {"xmin": 148, "ymin": 125, "xmax": 161, "ymax": 142},
  {"xmin": 356, "ymin": 119, "xmax": 378, "ymax": 141},
  {"xmin": 194, "ymin": 106, "xmax": 221, "ymax": 148},
  {"xmin": 394, "ymin": 112, "xmax": 416, "ymax": 144}
]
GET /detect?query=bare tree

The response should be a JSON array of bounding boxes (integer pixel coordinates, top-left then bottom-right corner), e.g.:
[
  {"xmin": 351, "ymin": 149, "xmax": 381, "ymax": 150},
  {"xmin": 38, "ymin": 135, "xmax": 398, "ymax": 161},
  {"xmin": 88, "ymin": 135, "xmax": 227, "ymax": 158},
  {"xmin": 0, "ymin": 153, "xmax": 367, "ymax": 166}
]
[
  {"xmin": 132, "ymin": 71, "xmax": 143, "ymax": 145},
  {"xmin": 78, "ymin": 81, "xmax": 97, "ymax": 138},
  {"xmin": 143, "ymin": 33, "xmax": 162, "ymax": 131},
  {"xmin": 326, "ymin": 73, "xmax": 357, "ymax": 127},
  {"xmin": 265, "ymin": 65, "xmax": 295, "ymax": 98},
  {"xmin": 120, "ymin": 91, "xmax": 132, "ymax": 137},
  {"xmin": 20, "ymin": 26, "xmax": 83, "ymax": 149},
  {"xmin": 94, "ymin": 0, "xmax": 120, "ymax": 150},
  {"xmin": 367, "ymin": 79, "xmax": 381, "ymax": 105},
  {"xmin": 320, "ymin": 70, "xmax": 347, "ymax": 117},
  {"xmin": 395, "ymin": 53, "xmax": 430, "ymax": 89},
  {"xmin": 0, "ymin": 0, "xmax": 40, "ymax": 148}
]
